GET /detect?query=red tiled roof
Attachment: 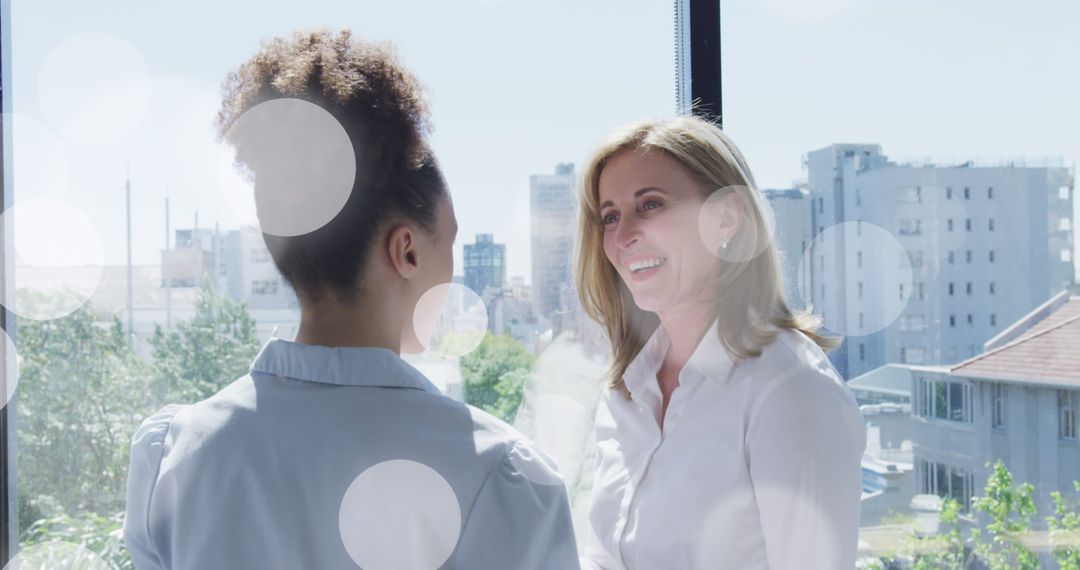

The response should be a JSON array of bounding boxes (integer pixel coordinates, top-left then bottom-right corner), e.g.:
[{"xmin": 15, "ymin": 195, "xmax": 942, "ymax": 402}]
[{"xmin": 951, "ymin": 297, "xmax": 1080, "ymax": 387}]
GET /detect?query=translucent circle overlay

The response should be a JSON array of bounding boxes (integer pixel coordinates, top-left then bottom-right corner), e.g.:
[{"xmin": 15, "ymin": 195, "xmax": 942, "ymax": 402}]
[
  {"xmin": 5, "ymin": 199, "xmax": 104, "ymax": 321},
  {"xmin": 796, "ymin": 222, "xmax": 912, "ymax": 336},
  {"xmin": 1, "ymin": 329, "xmax": 20, "ymax": 411},
  {"xmin": 412, "ymin": 283, "xmax": 488, "ymax": 358},
  {"xmin": 7, "ymin": 114, "xmax": 69, "ymax": 199},
  {"xmin": 697, "ymin": 185, "xmax": 777, "ymax": 263},
  {"xmin": 37, "ymin": 31, "xmax": 152, "ymax": 145},
  {"xmin": 3, "ymin": 541, "xmax": 112, "ymax": 570},
  {"xmin": 338, "ymin": 460, "xmax": 461, "ymax": 570},
  {"xmin": 218, "ymin": 98, "xmax": 356, "ymax": 237}
]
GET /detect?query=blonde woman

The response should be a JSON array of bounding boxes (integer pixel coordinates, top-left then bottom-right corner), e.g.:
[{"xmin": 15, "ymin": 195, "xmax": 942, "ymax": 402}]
[{"xmin": 575, "ymin": 116, "xmax": 865, "ymax": 570}]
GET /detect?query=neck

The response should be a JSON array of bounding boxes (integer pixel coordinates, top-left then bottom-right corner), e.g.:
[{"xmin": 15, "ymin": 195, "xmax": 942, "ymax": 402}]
[
  {"xmin": 294, "ymin": 292, "xmax": 401, "ymax": 353},
  {"xmin": 657, "ymin": 302, "xmax": 716, "ymax": 372}
]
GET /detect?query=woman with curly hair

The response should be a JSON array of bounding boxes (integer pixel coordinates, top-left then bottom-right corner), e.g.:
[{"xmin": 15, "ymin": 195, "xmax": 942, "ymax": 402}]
[
  {"xmin": 124, "ymin": 30, "xmax": 577, "ymax": 569},
  {"xmin": 575, "ymin": 116, "xmax": 865, "ymax": 569}
]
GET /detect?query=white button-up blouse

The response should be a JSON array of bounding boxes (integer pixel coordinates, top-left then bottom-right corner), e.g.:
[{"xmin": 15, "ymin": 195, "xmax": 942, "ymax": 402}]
[{"xmin": 582, "ymin": 324, "xmax": 866, "ymax": 570}]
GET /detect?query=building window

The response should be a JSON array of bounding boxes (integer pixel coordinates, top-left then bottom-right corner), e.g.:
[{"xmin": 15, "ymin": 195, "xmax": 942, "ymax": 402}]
[
  {"xmin": 965, "ymin": 218, "xmax": 972, "ymax": 231},
  {"xmin": 948, "ymin": 282, "xmax": 954, "ymax": 296},
  {"xmin": 917, "ymin": 459, "xmax": 975, "ymax": 512},
  {"xmin": 947, "ymin": 187, "xmax": 953, "ymax": 200},
  {"xmin": 857, "ymin": 220, "xmax": 862, "ymax": 236},
  {"xmin": 948, "ymin": 251, "xmax": 955, "ymax": 264},
  {"xmin": 859, "ymin": 312, "xmax": 864, "ymax": 330},
  {"xmin": 899, "ymin": 283, "xmax": 905, "ymax": 300},
  {"xmin": 917, "ymin": 377, "xmax": 974, "ymax": 423},
  {"xmin": 949, "ymin": 315, "xmax": 956, "ymax": 327},
  {"xmin": 988, "ymin": 186, "xmax": 994, "ymax": 199},
  {"xmin": 965, "ymin": 250, "xmax": 972, "ymax": 263},
  {"xmin": 1061, "ymin": 390, "xmax": 1078, "ymax": 442},
  {"xmin": 858, "ymin": 282, "xmax": 863, "ymax": 299},
  {"xmin": 966, "ymin": 282, "xmax": 972, "ymax": 295},
  {"xmin": 990, "ymin": 313, "xmax": 997, "ymax": 326},
  {"xmin": 1064, "ymin": 250, "xmax": 1073, "ymax": 263},
  {"xmin": 857, "ymin": 251, "xmax": 863, "ymax": 268},
  {"xmin": 989, "ymin": 218, "xmax": 995, "ymax": 231},
  {"xmin": 252, "ymin": 279, "xmax": 279, "ymax": 295},
  {"xmin": 918, "ymin": 282, "xmax": 925, "ymax": 300},
  {"xmin": 964, "ymin": 186, "xmax": 970, "ymax": 199},
  {"xmin": 859, "ymin": 343, "xmax": 865, "ymax": 361},
  {"xmin": 907, "ymin": 347, "xmax": 926, "ymax": 363},
  {"xmin": 989, "ymin": 282, "xmax": 996, "ymax": 295},
  {"xmin": 1063, "ymin": 219, "xmax": 1073, "ymax": 231},
  {"xmin": 947, "ymin": 219, "xmax": 954, "ymax": 232},
  {"xmin": 967, "ymin": 314, "xmax": 973, "ymax": 326},
  {"xmin": 992, "ymin": 383, "xmax": 1007, "ymax": 431},
  {"xmin": 818, "ymin": 197, "xmax": 823, "ymax": 213},
  {"xmin": 989, "ymin": 250, "xmax": 996, "ymax": 263},
  {"xmin": 1062, "ymin": 186, "xmax": 1072, "ymax": 200},
  {"xmin": 900, "ymin": 347, "xmax": 906, "ymax": 363}
]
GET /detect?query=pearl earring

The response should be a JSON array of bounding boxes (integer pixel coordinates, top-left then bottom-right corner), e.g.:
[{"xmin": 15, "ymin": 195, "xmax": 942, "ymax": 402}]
[{"xmin": 721, "ymin": 240, "xmax": 728, "ymax": 249}]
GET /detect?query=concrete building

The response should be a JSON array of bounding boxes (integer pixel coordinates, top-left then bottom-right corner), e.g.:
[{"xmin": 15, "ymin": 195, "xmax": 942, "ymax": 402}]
[
  {"xmin": 463, "ymin": 233, "xmax": 506, "ymax": 296},
  {"xmin": 805, "ymin": 145, "xmax": 1075, "ymax": 378},
  {"xmin": 530, "ymin": 163, "xmax": 578, "ymax": 333},
  {"xmin": 911, "ymin": 290, "xmax": 1080, "ymax": 526},
  {"xmin": 764, "ymin": 187, "xmax": 812, "ymax": 310}
]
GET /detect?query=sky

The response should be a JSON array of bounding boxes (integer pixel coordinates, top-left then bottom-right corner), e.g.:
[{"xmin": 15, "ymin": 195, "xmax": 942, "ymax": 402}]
[{"xmin": 6, "ymin": 0, "xmax": 1079, "ymax": 285}]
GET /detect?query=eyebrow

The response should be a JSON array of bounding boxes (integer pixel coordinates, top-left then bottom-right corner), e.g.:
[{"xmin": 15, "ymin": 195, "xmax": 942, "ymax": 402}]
[{"xmin": 599, "ymin": 187, "xmax": 668, "ymax": 210}]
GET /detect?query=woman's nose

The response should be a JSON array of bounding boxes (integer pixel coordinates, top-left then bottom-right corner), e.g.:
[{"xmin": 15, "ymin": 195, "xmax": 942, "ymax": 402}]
[{"xmin": 615, "ymin": 218, "xmax": 641, "ymax": 250}]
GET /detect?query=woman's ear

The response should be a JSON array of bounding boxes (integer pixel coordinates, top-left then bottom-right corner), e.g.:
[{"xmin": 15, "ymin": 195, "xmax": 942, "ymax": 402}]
[
  {"xmin": 700, "ymin": 190, "xmax": 747, "ymax": 252},
  {"xmin": 387, "ymin": 224, "xmax": 420, "ymax": 279}
]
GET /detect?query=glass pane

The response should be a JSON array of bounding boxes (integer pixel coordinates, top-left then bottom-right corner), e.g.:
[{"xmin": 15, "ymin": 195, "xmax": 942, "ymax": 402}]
[
  {"xmin": 724, "ymin": 0, "xmax": 1080, "ymax": 556},
  {"xmin": 8, "ymin": 1, "xmax": 675, "ymax": 565}
]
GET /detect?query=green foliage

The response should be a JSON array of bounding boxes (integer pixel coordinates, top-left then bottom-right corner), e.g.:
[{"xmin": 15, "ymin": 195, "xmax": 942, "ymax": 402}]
[
  {"xmin": 21, "ymin": 506, "xmax": 132, "ymax": 570},
  {"xmin": 972, "ymin": 460, "xmax": 1039, "ymax": 570},
  {"xmin": 460, "ymin": 333, "xmax": 533, "ymax": 423},
  {"xmin": 148, "ymin": 278, "xmax": 259, "ymax": 403},
  {"xmin": 1047, "ymin": 480, "xmax": 1080, "ymax": 570},
  {"xmin": 15, "ymin": 281, "xmax": 259, "ymax": 568},
  {"xmin": 15, "ymin": 306, "xmax": 153, "ymax": 523},
  {"xmin": 910, "ymin": 498, "xmax": 968, "ymax": 570}
]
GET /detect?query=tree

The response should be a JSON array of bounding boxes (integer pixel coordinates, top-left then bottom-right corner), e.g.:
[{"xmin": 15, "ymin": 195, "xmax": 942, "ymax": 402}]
[
  {"xmin": 971, "ymin": 460, "xmax": 1039, "ymax": 570},
  {"xmin": 148, "ymin": 278, "xmax": 259, "ymax": 403},
  {"xmin": 459, "ymin": 334, "xmax": 534, "ymax": 423},
  {"xmin": 1048, "ymin": 481, "xmax": 1080, "ymax": 570}
]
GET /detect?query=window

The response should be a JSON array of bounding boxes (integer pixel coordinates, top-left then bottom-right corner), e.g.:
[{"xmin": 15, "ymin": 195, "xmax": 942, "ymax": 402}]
[
  {"xmin": 857, "ymin": 251, "xmax": 862, "ymax": 268},
  {"xmin": 918, "ymin": 282, "xmax": 925, "ymax": 300},
  {"xmin": 1061, "ymin": 186, "xmax": 1071, "ymax": 200},
  {"xmin": 947, "ymin": 219, "xmax": 954, "ymax": 232},
  {"xmin": 965, "ymin": 282, "xmax": 972, "ymax": 295},
  {"xmin": 989, "ymin": 250, "xmax": 996, "ymax": 263},
  {"xmin": 915, "ymin": 459, "xmax": 975, "ymax": 512},
  {"xmin": 818, "ymin": 197, "xmax": 823, "ymax": 213},
  {"xmin": 1062, "ymin": 390, "xmax": 1078, "ymax": 442},
  {"xmin": 967, "ymin": 314, "xmax": 974, "ymax": 326},
  {"xmin": 965, "ymin": 250, "xmax": 972, "ymax": 263},
  {"xmin": 859, "ymin": 343, "xmax": 865, "ymax": 361},
  {"xmin": 948, "ymin": 282, "xmax": 955, "ymax": 296},
  {"xmin": 252, "ymin": 279, "xmax": 279, "ymax": 295},
  {"xmin": 964, "ymin": 186, "xmax": 970, "ymax": 199},
  {"xmin": 917, "ymin": 377, "xmax": 973, "ymax": 423},
  {"xmin": 949, "ymin": 315, "xmax": 956, "ymax": 327},
  {"xmin": 1062, "ymin": 218, "xmax": 1073, "ymax": 231},
  {"xmin": 857, "ymin": 281, "xmax": 863, "ymax": 299},
  {"xmin": 988, "ymin": 187, "xmax": 994, "ymax": 199},
  {"xmin": 990, "ymin": 313, "xmax": 997, "ymax": 326},
  {"xmin": 901, "ymin": 314, "xmax": 926, "ymax": 331},
  {"xmin": 989, "ymin": 281, "xmax": 996, "ymax": 295},
  {"xmin": 907, "ymin": 347, "xmax": 926, "ymax": 363},
  {"xmin": 948, "ymin": 251, "xmax": 955, "ymax": 264},
  {"xmin": 988, "ymin": 218, "xmax": 995, "ymax": 231},
  {"xmin": 992, "ymin": 383, "xmax": 1007, "ymax": 431},
  {"xmin": 946, "ymin": 187, "xmax": 953, "ymax": 200},
  {"xmin": 965, "ymin": 218, "xmax": 972, "ymax": 231},
  {"xmin": 899, "ymin": 283, "xmax": 904, "ymax": 300},
  {"xmin": 1064, "ymin": 250, "xmax": 1073, "ymax": 263}
]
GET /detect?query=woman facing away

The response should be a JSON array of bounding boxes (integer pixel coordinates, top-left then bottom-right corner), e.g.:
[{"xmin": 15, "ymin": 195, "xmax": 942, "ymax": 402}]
[
  {"xmin": 123, "ymin": 30, "xmax": 578, "ymax": 569},
  {"xmin": 575, "ymin": 116, "xmax": 866, "ymax": 570}
]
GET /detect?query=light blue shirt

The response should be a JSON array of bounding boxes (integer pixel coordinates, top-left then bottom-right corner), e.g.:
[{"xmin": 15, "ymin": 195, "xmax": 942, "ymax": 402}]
[{"xmin": 124, "ymin": 338, "xmax": 579, "ymax": 569}]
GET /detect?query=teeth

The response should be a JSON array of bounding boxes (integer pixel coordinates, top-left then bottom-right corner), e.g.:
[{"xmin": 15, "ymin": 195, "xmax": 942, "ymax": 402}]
[{"xmin": 629, "ymin": 258, "xmax": 666, "ymax": 272}]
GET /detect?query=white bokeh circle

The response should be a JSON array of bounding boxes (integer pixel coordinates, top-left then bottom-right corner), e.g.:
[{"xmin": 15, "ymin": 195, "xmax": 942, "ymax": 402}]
[
  {"xmin": 37, "ymin": 31, "xmax": 152, "ymax": 145},
  {"xmin": 338, "ymin": 459, "xmax": 461, "ymax": 570},
  {"xmin": 5, "ymin": 199, "xmax": 104, "ymax": 321},
  {"xmin": 796, "ymin": 222, "xmax": 912, "ymax": 336},
  {"xmin": 1, "ymin": 328, "xmax": 20, "ymax": 411},
  {"xmin": 2, "ymin": 541, "xmax": 112, "ymax": 570},
  {"xmin": 7, "ymin": 114, "xmax": 69, "ymax": 199},
  {"xmin": 697, "ymin": 185, "xmax": 777, "ymax": 263},
  {"xmin": 218, "ymin": 98, "xmax": 356, "ymax": 237},
  {"xmin": 412, "ymin": 283, "xmax": 488, "ymax": 358}
]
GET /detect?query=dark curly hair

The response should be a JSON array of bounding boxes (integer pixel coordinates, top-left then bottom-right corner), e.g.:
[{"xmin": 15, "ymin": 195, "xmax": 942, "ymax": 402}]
[{"xmin": 216, "ymin": 29, "xmax": 447, "ymax": 303}]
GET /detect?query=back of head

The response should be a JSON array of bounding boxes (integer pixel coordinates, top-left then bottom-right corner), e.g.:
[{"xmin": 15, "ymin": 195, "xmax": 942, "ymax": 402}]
[{"xmin": 216, "ymin": 29, "xmax": 447, "ymax": 304}]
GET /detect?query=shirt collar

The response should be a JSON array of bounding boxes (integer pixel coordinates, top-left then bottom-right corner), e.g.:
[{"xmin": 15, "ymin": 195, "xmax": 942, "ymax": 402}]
[
  {"xmin": 250, "ymin": 338, "xmax": 440, "ymax": 392},
  {"xmin": 623, "ymin": 319, "xmax": 737, "ymax": 397}
]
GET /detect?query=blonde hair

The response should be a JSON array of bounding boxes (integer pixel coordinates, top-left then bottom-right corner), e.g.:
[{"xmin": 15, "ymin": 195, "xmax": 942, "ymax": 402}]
[{"xmin": 574, "ymin": 116, "xmax": 837, "ymax": 395}]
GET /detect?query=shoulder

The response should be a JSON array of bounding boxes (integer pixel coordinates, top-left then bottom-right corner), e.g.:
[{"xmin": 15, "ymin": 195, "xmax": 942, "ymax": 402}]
[
  {"xmin": 736, "ymin": 330, "xmax": 863, "ymax": 436},
  {"xmin": 463, "ymin": 404, "xmax": 563, "ymax": 483},
  {"xmin": 130, "ymin": 404, "xmax": 187, "ymax": 460}
]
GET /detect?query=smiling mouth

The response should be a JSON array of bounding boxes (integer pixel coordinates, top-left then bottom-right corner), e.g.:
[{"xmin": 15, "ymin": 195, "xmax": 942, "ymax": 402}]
[{"xmin": 628, "ymin": 257, "xmax": 667, "ymax": 273}]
